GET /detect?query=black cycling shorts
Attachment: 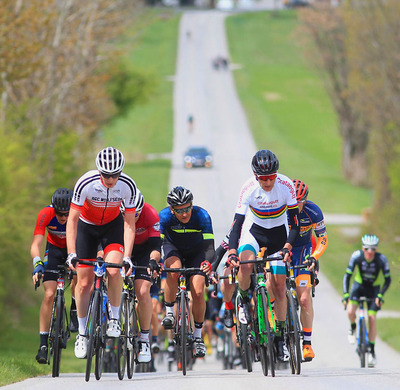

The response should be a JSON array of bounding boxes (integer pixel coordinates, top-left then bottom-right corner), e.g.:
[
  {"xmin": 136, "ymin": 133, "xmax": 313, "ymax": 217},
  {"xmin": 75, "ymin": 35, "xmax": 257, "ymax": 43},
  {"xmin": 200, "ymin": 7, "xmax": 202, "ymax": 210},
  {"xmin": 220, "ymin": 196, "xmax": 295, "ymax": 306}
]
[
  {"xmin": 76, "ymin": 214, "xmax": 124, "ymax": 260},
  {"xmin": 43, "ymin": 242, "xmax": 67, "ymax": 282},
  {"xmin": 162, "ymin": 238, "xmax": 205, "ymax": 276},
  {"xmin": 132, "ymin": 241, "xmax": 154, "ymax": 282},
  {"xmin": 349, "ymin": 282, "xmax": 380, "ymax": 312}
]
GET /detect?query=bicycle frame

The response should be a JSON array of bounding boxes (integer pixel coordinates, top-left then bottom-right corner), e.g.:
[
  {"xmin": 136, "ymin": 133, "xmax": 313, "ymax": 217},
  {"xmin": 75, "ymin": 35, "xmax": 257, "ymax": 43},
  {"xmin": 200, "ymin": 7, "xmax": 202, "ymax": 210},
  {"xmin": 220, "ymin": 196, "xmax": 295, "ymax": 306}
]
[{"xmin": 356, "ymin": 297, "xmax": 370, "ymax": 368}]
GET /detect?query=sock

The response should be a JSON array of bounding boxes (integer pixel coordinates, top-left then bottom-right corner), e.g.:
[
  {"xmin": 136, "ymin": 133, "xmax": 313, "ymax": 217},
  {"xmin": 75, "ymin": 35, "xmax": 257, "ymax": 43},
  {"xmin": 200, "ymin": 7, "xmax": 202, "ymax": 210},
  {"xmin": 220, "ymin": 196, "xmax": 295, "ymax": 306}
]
[
  {"xmin": 351, "ymin": 322, "xmax": 356, "ymax": 331},
  {"xmin": 369, "ymin": 341, "xmax": 375, "ymax": 354},
  {"xmin": 78, "ymin": 316, "xmax": 87, "ymax": 335},
  {"xmin": 270, "ymin": 298, "xmax": 275, "ymax": 309},
  {"xmin": 238, "ymin": 288, "xmax": 249, "ymax": 300},
  {"xmin": 225, "ymin": 300, "xmax": 234, "ymax": 310},
  {"xmin": 276, "ymin": 320, "xmax": 286, "ymax": 338},
  {"xmin": 40, "ymin": 332, "xmax": 49, "ymax": 347},
  {"xmin": 303, "ymin": 327, "xmax": 312, "ymax": 344},
  {"xmin": 70, "ymin": 297, "xmax": 76, "ymax": 311},
  {"xmin": 110, "ymin": 304, "xmax": 120, "ymax": 320},
  {"xmin": 165, "ymin": 301, "xmax": 175, "ymax": 316},
  {"xmin": 194, "ymin": 322, "xmax": 203, "ymax": 339},
  {"xmin": 152, "ymin": 335, "xmax": 158, "ymax": 344},
  {"xmin": 140, "ymin": 330, "xmax": 150, "ymax": 342}
]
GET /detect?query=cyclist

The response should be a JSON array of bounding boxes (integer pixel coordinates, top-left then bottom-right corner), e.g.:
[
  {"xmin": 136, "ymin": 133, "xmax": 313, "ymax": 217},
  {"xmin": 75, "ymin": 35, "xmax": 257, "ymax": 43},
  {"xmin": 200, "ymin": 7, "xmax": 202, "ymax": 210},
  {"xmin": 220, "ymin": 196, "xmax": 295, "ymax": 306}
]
[
  {"xmin": 290, "ymin": 179, "xmax": 328, "ymax": 362},
  {"xmin": 342, "ymin": 234, "xmax": 391, "ymax": 367},
  {"xmin": 31, "ymin": 188, "xmax": 75, "ymax": 363},
  {"xmin": 126, "ymin": 195, "xmax": 162, "ymax": 363},
  {"xmin": 66, "ymin": 147, "xmax": 140, "ymax": 359},
  {"xmin": 227, "ymin": 149, "xmax": 300, "ymax": 362},
  {"xmin": 159, "ymin": 186, "xmax": 215, "ymax": 358}
]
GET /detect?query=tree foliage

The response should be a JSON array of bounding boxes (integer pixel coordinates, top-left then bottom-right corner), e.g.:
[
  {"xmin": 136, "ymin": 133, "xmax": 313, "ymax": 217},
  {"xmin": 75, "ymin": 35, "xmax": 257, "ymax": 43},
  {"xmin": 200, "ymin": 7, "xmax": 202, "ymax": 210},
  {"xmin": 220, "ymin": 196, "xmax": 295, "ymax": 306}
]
[
  {"xmin": 299, "ymin": 0, "xmax": 400, "ymax": 238},
  {"xmin": 0, "ymin": 0, "xmax": 144, "ymax": 330}
]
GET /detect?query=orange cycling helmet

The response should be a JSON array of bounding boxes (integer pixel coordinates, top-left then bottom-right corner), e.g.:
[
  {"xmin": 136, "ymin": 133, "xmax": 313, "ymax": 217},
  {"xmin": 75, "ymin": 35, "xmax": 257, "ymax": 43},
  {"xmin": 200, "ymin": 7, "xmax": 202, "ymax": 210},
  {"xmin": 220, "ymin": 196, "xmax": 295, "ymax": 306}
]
[{"xmin": 293, "ymin": 179, "xmax": 309, "ymax": 201}]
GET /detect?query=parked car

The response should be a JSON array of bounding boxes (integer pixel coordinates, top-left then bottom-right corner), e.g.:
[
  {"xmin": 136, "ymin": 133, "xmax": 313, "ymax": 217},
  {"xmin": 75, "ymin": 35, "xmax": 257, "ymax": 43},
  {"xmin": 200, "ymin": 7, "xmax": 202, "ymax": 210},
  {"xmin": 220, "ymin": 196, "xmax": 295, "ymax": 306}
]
[
  {"xmin": 285, "ymin": 0, "xmax": 311, "ymax": 8},
  {"xmin": 184, "ymin": 147, "xmax": 213, "ymax": 168}
]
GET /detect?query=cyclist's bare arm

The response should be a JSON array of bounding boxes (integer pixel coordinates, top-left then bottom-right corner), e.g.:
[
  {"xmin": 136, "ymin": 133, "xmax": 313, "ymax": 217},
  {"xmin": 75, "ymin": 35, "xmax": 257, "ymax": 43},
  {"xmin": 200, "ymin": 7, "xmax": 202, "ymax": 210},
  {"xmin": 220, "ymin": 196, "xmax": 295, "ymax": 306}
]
[
  {"xmin": 123, "ymin": 212, "xmax": 136, "ymax": 259},
  {"xmin": 66, "ymin": 208, "xmax": 80, "ymax": 271},
  {"xmin": 31, "ymin": 234, "xmax": 44, "ymax": 285}
]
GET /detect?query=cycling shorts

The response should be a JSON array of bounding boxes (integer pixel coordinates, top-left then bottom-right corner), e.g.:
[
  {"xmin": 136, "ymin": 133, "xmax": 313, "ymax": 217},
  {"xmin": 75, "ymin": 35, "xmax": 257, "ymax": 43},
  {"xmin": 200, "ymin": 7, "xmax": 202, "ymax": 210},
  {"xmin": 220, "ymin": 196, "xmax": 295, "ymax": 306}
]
[
  {"xmin": 43, "ymin": 242, "xmax": 67, "ymax": 282},
  {"xmin": 162, "ymin": 238, "xmax": 205, "ymax": 276},
  {"xmin": 349, "ymin": 282, "xmax": 380, "ymax": 313},
  {"xmin": 76, "ymin": 213, "xmax": 124, "ymax": 261},
  {"xmin": 238, "ymin": 223, "xmax": 287, "ymax": 275},
  {"xmin": 291, "ymin": 243, "xmax": 313, "ymax": 288},
  {"xmin": 132, "ymin": 241, "xmax": 155, "ymax": 282}
]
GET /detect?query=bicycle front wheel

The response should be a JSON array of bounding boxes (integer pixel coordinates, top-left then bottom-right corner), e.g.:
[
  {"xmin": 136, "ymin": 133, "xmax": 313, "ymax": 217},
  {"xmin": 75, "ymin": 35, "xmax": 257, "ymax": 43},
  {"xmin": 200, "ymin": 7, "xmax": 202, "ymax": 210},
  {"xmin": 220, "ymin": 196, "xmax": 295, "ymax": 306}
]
[
  {"xmin": 180, "ymin": 292, "xmax": 188, "ymax": 376},
  {"xmin": 127, "ymin": 297, "xmax": 139, "ymax": 379},
  {"xmin": 359, "ymin": 318, "xmax": 367, "ymax": 368},
  {"xmin": 239, "ymin": 322, "xmax": 252, "ymax": 372},
  {"xmin": 86, "ymin": 291, "xmax": 100, "ymax": 382},
  {"xmin": 117, "ymin": 294, "xmax": 128, "ymax": 380},
  {"xmin": 286, "ymin": 291, "xmax": 302, "ymax": 375},
  {"xmin": 94, "ymin": 297, "xmax": 107, "ymax": 380},
  {"xmin": 258, "ymin": 288, "xmax": 272, "ymax": 376},
  {"xmin": 52, "ymin": 294, "xmax": 64, "ymax": 377}
]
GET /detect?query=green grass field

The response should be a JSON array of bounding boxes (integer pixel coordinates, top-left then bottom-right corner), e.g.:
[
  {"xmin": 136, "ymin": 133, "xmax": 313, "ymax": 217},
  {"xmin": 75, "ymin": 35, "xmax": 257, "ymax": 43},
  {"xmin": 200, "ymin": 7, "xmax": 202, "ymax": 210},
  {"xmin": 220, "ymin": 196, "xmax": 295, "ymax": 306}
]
[{"xmin": 2, "ymin": 7, "xmax": 399, "ymax": 387}]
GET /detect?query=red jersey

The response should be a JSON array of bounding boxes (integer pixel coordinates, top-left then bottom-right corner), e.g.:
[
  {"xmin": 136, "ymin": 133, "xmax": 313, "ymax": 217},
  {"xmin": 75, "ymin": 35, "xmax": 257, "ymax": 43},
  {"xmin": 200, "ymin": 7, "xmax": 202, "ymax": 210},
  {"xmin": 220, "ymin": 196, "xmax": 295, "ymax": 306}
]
[
  {"xmin": 33, "ymin": 206, "xmax": 67, "ymax": 248},
  {"xmin": 135, "ymin": 203, "xmax": 160, "ymax": 245}
]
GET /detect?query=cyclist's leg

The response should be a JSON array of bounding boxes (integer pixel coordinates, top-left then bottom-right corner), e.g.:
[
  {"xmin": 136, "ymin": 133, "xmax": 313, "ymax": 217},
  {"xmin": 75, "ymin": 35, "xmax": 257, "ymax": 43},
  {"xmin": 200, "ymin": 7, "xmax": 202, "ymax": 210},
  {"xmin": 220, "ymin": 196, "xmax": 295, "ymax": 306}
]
[
  {"xmin": 190, "ymin": 273, "xmax": 207, "ymax": 357},
  {"xmin": 236, "ymin": 226, "xmax": 258, "ymax": 292}
]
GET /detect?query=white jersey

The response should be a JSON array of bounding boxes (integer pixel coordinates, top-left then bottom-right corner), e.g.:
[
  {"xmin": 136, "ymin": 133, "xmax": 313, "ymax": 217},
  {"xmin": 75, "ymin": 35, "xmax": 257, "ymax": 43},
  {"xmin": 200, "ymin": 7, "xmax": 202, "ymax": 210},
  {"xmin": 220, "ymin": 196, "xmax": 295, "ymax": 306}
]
[
  {"xmin": 71, "ymin": 170, "xmax": 140, "ymax": 225},
  {"xmin": 235, "ymin": 174, "xmax": 298, "ymax": 230}
]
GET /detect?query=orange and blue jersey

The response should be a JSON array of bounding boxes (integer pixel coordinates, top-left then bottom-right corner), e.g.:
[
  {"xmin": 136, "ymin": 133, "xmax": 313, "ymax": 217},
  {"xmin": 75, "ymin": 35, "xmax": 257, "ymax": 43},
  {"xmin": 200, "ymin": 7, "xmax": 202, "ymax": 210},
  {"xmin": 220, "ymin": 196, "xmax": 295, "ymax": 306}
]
[{"xmin": 33, "ymin": 206, "xmax": 67, "ymax": 248}]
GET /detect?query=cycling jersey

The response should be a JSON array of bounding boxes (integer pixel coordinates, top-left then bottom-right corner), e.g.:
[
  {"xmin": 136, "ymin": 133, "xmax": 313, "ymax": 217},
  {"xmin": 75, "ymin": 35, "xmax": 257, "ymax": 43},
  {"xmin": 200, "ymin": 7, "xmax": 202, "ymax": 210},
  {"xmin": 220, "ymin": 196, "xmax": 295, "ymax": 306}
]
[
  {"xmin": 343, "ymin": 250, "xmax": 391, "ymax": 296},
  {"xmin": 229, "ymin": 174, "xmax": 299, "ymax": 252},
  {"xmin": 71, "ymin": 170, "xmax": 139, "ymax": 225},
  {"xmin": 33, "ymin": 206, "xmax": 67, "ymax": 248},
  {"xmin": 134, "ymin": 203, "xmax": 161, "ymax": 246},
  {"xmin": 159, "ymin": 205, "xmax": 215, "ymax": 262}
]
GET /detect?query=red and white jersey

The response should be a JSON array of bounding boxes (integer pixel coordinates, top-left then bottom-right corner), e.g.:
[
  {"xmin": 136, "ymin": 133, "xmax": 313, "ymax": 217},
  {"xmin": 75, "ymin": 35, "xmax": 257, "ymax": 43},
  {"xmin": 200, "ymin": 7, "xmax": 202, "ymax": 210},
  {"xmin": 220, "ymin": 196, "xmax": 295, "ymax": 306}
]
[
  {"xmin": 135, "ymin": 203, "xmax": 160, "ymax": 245},
  {"xmin": 235, "ymin": 173, "xmax": 298, "ymax": 230},
  {"xmin": 71, "ymin": 170, "xmax": 139, "ymax": 225}
]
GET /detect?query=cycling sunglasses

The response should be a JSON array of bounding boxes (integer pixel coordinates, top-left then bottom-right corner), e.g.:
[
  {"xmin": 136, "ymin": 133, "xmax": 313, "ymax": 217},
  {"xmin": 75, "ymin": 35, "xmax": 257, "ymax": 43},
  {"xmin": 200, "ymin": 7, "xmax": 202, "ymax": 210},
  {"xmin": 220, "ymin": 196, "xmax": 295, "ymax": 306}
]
[
  {"xmin": 101, "ymin": 172, "xmax": 120, "ymax": 179},
  {"xmin": 363, "ymin": 246, "xmax": 377, "ymax": 252},
  {"xmin": 55, "ymin": 211, "xmax": 69, "ymax": 217},
  {"xmin": 173, "ymin": 205, "xmax": 193, "ymax": 214},
  {"xmin": 255, "ymin": 173, "xmax": 277, "ymax": 181}
]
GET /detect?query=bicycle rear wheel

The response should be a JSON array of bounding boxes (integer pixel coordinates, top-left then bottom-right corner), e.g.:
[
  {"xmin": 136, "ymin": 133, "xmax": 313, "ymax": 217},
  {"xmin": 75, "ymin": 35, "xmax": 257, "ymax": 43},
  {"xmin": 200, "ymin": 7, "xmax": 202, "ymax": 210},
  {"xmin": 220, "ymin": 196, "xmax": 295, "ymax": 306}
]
[
  {"xmin": 117, "ymin": 294, "xmax": 128, "ymax": 380},
  {"xmin": 286, "ymin": 292, "xmax": 302, "ymax": 375},
  {"xmin": 359, "ymin": 318, "xmax": 367, "ymax": 368},
  {"xmin": 86, "ymin": 291, "xmax": 100, "ymax": 382},
  {"xmin": 52, "ymin": 294, "xmax": 64, "ymax": 377},
  {"xmin": 127, "ymin": 299, "xmax": 139, "ymax": 379}
]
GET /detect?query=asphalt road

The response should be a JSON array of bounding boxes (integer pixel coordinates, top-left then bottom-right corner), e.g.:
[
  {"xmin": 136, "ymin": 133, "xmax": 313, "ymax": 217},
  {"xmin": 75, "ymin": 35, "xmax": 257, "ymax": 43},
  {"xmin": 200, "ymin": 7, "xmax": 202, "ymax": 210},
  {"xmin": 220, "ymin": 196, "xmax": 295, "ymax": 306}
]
[{"xmin": 6, "ymin": 7, "xmax": 400, "ymax": 390}]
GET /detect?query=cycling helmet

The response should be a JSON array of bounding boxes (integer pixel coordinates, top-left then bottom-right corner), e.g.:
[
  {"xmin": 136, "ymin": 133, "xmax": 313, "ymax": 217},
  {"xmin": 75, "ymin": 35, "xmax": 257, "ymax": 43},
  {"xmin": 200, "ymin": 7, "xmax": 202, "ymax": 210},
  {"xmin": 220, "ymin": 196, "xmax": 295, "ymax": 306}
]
[
  {"xmin": 96, "ymin": 147, "xmax": 125, "ymax": 175},
  {"xmin": 293, "ymin": 179, "xmax": 309, "ymax": 201},
  {"xmin": 51, "ymin": 188, "xmax": 72, "ymax": 212},
  {"xmin": 251, "ymin": 150, "xmax": 279, "ymax": 175},
  {"xmin": 167, "ymin": 186, "xmax": 193, "ymax": 206},
  {"xmin": 361, "ymin": 234, "xmax": 379, "ymax": 247},
  {"xmin": 135, "ymin": 191, "xmax": 144, "ymax": 216}
]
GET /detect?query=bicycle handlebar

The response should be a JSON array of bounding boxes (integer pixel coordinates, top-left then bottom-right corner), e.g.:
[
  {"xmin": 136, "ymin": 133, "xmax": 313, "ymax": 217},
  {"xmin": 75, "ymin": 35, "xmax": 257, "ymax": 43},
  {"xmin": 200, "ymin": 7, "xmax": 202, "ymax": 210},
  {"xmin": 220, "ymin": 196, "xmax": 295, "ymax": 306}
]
[
  {"xmin": 240, "ymin": 255, "xmax": 283, "ymax": 265},
  {"xmin": 34, "ymin": 271, "xmax": 43, "ymax": 291},
  {"xmin": 76, "ymin": 257, "xmax": 125, "ymax": 269}
]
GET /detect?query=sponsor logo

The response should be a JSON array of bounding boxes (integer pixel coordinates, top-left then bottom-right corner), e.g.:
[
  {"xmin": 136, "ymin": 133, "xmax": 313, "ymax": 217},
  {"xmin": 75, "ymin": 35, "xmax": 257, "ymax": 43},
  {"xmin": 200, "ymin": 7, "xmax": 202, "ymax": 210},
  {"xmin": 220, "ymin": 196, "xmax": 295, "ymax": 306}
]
[
  {"xmin": 136, "ymin": 227, "xmax": 146, "ymax": 234},
  {"xmin": 299, "ymin": 280, "xmax": 308, "ymax": 287},
  {"xmin": 153, "ymin": 222, "xmax": 160, "ymax": 231}
]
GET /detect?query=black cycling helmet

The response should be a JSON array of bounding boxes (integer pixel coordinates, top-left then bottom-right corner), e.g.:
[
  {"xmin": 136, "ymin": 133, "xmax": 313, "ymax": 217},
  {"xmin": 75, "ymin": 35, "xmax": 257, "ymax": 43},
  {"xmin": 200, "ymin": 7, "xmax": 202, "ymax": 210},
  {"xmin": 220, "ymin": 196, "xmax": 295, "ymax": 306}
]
[
  {"xmin": 51, "ymin": 188, "xmax": 72, "ymax": 212},
  {"xmin": 251, "ymin": 150, "xmax": 279, "ymax": 175},
  {"xmin": 292, "ymin": 179, "xmax": 309, "ymax": 201},
  {"xmin": 167, "ymin": 186, "xmax": 193, "ymax": 206},
  {"xmin": 96, "ymin": 147, "xmax": 125, "ymax": 175}
]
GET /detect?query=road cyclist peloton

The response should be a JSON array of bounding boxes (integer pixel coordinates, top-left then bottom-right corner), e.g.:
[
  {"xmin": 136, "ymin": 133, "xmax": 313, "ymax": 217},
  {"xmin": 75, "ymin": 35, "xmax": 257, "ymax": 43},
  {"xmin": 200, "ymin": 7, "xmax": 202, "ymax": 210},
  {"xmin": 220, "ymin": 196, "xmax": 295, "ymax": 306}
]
[
  {"xmin": 122, "ymin": 194, "xmax": 162, "ymax": 363},
  {"xmin": 159, "ymin": 186, "xmax": 215, "ymax": 358},
  {"xmin": 227, "ymin": 149, "xmax": 300, "ymax": 363},
  {"xmin": 342, "ymin": 234, "xmax": 391, "ymax": 367},
  {"xmin": 31, "ymin": 188, "xmax": 76, "ymax": 364},
  {"xmin": 290, "ymin": 179, "xmax": 328, "ymax": 362},
  {"xmin": 66, "ymin": 146, "xmax": 141, "ymax": 359}
]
